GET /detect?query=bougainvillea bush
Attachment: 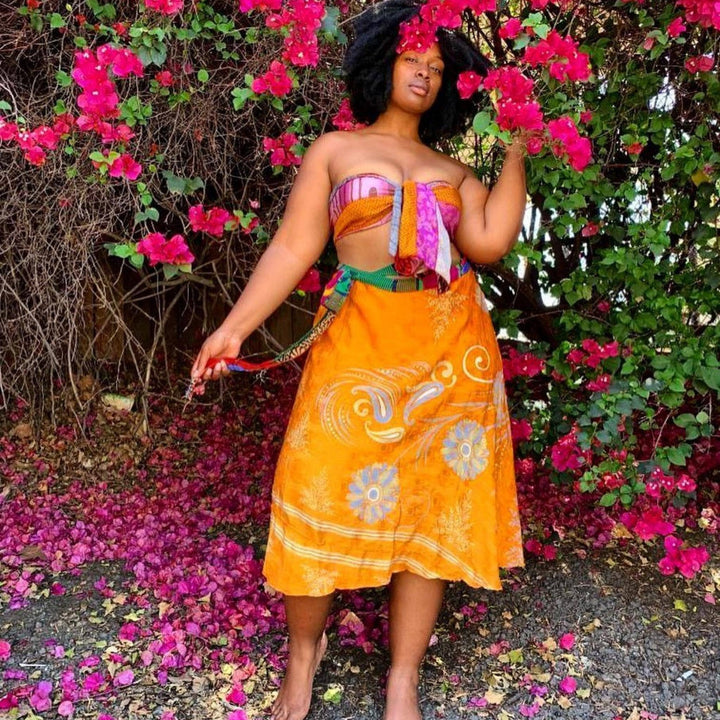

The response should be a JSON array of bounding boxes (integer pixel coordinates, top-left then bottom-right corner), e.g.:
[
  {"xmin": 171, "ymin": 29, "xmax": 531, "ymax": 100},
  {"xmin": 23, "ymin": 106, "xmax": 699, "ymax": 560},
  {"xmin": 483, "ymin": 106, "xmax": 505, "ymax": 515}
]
[{"xmin": 0, "ymin": 0, "xmax": 718, "ymax": 581}]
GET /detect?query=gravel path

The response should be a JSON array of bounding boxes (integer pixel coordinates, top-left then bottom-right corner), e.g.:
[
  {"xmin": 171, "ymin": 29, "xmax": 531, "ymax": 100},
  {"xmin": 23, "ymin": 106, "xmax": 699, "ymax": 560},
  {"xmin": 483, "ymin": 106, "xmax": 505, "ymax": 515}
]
[
  {"xmin": 307, "ymin": 546, "xmax": 719, "ymax": 720},
  {"xmin": 2, "ymin": 544, "xmax": 717, "ymax": 720}
]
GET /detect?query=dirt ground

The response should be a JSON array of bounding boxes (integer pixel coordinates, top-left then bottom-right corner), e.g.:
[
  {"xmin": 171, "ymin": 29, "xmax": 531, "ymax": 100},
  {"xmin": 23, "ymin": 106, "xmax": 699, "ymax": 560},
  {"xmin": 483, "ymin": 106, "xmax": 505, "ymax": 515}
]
[{"xmin": 2, "ymin": 543, "xmax": 718, "ymax": 720}]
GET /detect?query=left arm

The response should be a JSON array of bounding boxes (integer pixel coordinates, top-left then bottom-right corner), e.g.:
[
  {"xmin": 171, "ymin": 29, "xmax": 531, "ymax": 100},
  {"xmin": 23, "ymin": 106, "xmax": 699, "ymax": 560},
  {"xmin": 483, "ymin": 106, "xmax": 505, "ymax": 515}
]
[{"xmin": 454, "ymin": 140, "xmax": 527, "ymax": 264}]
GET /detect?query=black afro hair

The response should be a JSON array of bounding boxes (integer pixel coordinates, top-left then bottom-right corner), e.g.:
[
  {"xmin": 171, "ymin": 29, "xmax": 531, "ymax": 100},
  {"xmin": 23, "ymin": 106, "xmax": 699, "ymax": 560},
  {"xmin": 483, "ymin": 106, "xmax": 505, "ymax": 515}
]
[{"xmin": 342, "ymin": 0, "xmax": 492, "ymax": 145}]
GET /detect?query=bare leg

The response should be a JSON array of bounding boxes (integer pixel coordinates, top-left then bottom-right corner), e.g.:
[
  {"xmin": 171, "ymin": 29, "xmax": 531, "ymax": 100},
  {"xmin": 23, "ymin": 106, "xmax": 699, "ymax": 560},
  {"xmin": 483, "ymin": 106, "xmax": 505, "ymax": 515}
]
[
  {"xmin": 384, "ymin": 572, "xmax": 446, "ymax": 720},
  {"xmin": 271, "ymin": 593, "xmax": 333, "ymax": 720}
]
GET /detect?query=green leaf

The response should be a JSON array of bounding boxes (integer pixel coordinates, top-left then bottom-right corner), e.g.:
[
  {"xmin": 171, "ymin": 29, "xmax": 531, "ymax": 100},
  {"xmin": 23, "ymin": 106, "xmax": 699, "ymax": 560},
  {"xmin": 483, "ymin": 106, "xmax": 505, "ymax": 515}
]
[
  {"xmin": 162, "ymin": 171, "xmax": 204, "ymax": 195},
  {"xmin": 472, "ymin": 111, "xmax": 492, "ymax": 134},
  {"xmin": 49, "ymin": 13, "xmax": 66, "ymax": 28},
  {"xmin": 162, "ymin": 264, "xmax": 180, "ymax": 281},
  {"xmin": 699, "ymin": 366, "xmax": 720, "ymax": 391},
  {"xmin": 198, "ymin": 68, "xmax": 209, "ymax": 83},
  {"xmin": 599, "ymin": 492, "xmax": 618, "ymax": 507},
  {"xmin": 55, "ymin": 70, "xmax": 72, "ymax": 87},
  {"xmin": 665, "ymin": 447, "xmax": 687, "ymax": 467},
  {"xmin": 322, "ymin": 686, "xmax": 343, "ymax": 704}
]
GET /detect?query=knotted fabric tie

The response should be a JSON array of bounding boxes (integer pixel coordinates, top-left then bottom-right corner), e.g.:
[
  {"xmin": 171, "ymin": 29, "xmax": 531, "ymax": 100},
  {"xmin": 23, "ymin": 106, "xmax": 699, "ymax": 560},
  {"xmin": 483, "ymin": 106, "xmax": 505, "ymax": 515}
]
[
  {"xmin": 389, "ymin": 181, "xmax": 454, "ymax": 286},
  {"xmin": 332, "ymin": 180, "xmax": 461, "ymax": 289}
]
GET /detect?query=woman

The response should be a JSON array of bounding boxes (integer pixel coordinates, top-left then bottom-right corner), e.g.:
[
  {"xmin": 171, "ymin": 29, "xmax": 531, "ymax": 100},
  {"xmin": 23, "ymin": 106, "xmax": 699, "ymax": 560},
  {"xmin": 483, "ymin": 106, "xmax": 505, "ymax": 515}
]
[{"xmin": 191, "ymin": 2, "xmax": 526, "ymax": 718}]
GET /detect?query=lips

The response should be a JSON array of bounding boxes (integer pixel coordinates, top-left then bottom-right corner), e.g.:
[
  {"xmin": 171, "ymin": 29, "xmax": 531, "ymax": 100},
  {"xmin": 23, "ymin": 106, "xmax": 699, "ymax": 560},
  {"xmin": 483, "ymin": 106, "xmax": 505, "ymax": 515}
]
[{"xmin": 409, "ymin": 83, "xmax": 429, "ymax": 96}]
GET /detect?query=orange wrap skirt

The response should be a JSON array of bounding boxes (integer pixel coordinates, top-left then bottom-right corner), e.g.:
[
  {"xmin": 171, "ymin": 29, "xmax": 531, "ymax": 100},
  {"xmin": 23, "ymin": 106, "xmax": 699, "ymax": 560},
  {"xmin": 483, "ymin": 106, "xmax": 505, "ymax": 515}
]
[{"xmin": 263, "ymin": 264, "xmax": 524, "ymax": 596}]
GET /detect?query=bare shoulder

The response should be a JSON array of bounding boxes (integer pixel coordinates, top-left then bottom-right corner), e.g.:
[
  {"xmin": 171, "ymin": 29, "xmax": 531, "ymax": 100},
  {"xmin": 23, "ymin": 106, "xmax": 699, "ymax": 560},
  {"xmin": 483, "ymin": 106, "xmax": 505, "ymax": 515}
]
[
  {"xmin": 305, "ymin": 131, "xmax": 356, "ymax": 160},
  {"xmin": 424, "ymin": 147, "xmax": 481, "ymax": 188}
]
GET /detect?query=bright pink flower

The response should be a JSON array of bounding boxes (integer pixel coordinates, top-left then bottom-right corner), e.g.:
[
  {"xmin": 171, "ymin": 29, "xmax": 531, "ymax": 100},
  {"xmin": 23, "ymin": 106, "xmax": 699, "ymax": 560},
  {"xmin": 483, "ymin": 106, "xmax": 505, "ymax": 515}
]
[
  {"xmin": 456, "ymin": 71, "xmax": 483, "ymax": 99},
  {"xmin": 108, "ymin": 153, "xmax": 142, "ymax": 180},
  {"xmin": 155, "ymin": 70, "xmax": 174, "ymax": 87},
  {"xmin": 251, "ymin": 61, "xmax": 294, "ymax": 97},
  {"xmin": 660, "ymin": 535, "xmax": 710, "ymax": 578},
  {"xmin": 483, "ymin": 66, "xmax": 534, "ymax": 102},
  {"xmin": 499, "ymin": 17, "xmax": 523, "ymax": 39},
  {"xmin": 547, "ymin": 116, "xmax": 592, "ymax": 171},
  {"xmin": 332, "ymin": 98, "xmax": 365, "ymax": 131},
  {"xmin": 72, "ymin": 50, "xmax": 109, "ymax": 87},
  {"xmin": 30, "ymin": 125, "xmax": 60, "ymax": 150},
  {"xmin": 580, "ymin": 110, "xmax": 593, "ymax": 123},
  {"xmin": 502, "ymin": 347, "xmax": 545, "ymax": 381},
  {"xmin": 118, "ymin": 623, "xmax": 139, "ymax": 641},
  {"xmin": 397, "ymin": 0, "xmax": 496, "ymax": 53},
  {"xmin": 29, "ymin": 681, "xmax": 53, "ymax": 712},
  {"xmin": 188, "ymin": 205, "xmax": 231, "ymax": 237},
  {"xmin": 145, "ymin": 0, "xmax": 184, "ymax": 14},
  {"xmin": 0, "ymin": 640, "xmax": 10, "ymax": 661},
  {"xmin": 107, "ymin": 47, "xmax": 144, "ymax": 78},
  {"xmin": 0, "ymin": 117, "xmax": 19, "ymax": 142},
  {"xmin": 596, "ymin": 300, "xmax": 610, "ymax": 313},
  {"xmin": 684, "ymin": 54, "xmax": 715, "ymax": 73},
  {"xmin": 526, "ymin": 136, "xmax": 543, "ymax": 154},
  {"xmin": 101, "ymin": 123, "xmax": 135, "ymax": 144},
  {"xmin": 226, "ymin": 685, "xmax": 247, "ymax": 705},
  {"xmin": 58, "ymin": 700, "xmax": 74, "ymax": 716},
  {"xmin": 497, "ymin": 99, "xmax": 544, "ymax": 132},
  {"xmin": 263, "ymin": 132, "xmax": 302, "ymax": 167},
  {"xmin": 550, "ymin": 431, "xmax": 584, "ymax": 472},
  {"xmin": 559, "ymin": 676, "xmax": 577, "ymax": 694},
  {"xmin": 239, "ymin": 0, "xmax": 282, "ymax": 11},
  {"xmin": 136, "ymin": 232, "xmax": 195, "ymax": 266},
  {"xmin": 53, "ymin": 113, "xmax": 76, "ymax": 136},
  {"xmin": 667, "ymin": 17, "xmax": 687, "ymax": 37},
  {"xmin": 587, "ymin": 373, "xmax": 611, "ymax": 392},
  {"xmin": 523, "ymin": 30, "xmax": 591, "ymax": 82},
  {"xmin": 24, "ymin": 146, "xmax": 47, "ymax": 166},
  {"xmin": 519, "ymin": 702, "xmax": 540, "ymax": 717},
  {"xmin": 676, "ymin": 474, "xmax": 697, "ymax": 493},
  {"xmin": 113, "ymin": 669, "xmax": 134, "ymax": 687},
  {"xmin": 566, "ymin": 348, "xmax": 585, "ymax": 365},
  {"xmin": 511, "ymin": 418, "xmax": 533, "ymax": 443},
  {"xmin": 634, "ymin": 507, "xmax": 675, "ymax": 540},
  {"xmin": 296, "ymin": 267, "xmax": 321, "ymax": 293},
  {"xmin": 76, "ymin": 83, "xmax": 120, "ymax": 118},
  {"xmin": 676, "ymin": 0, "xmax": 720, "ymax": 29},
  {"xmin": 228, "ymin": 711, "xmax": 248, "ymax": 720},
  {"xmin": 581, "ymin": 221, "xmax": 599, "ymax": 237},
  {"xmin": 558, "ymin": 633, "xmax": 575, "ymax": 650},
  {"xmin": 82, "ymin": 671, "xmax": 106, "ymax": 694},
  {"xmin": 0, "ymin": 694, "xmax": 19, "ymax": 711}
]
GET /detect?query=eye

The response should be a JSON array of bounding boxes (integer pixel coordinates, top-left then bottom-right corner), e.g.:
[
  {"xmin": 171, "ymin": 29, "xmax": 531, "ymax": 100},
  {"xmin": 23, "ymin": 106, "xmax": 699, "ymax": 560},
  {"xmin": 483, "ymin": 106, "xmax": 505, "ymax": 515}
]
[
  {"xmin": 405, "ymin": 56, "xmax": 418, "ymax": 63},
  {"xmin": 430, "ymin": 65, "xmax": 443, "ymax": 75}
]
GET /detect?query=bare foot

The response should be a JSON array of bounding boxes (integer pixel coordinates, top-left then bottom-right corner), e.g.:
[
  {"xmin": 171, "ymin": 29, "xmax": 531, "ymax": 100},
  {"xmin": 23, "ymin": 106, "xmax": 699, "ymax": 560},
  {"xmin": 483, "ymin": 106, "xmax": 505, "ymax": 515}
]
[
  {"xmin": 271, "ymin": 632, "xmax": 328, "ymax": 720},
  {"xmin": 384, "ymin": 668, "xmax": 422, "ymax": 720}
]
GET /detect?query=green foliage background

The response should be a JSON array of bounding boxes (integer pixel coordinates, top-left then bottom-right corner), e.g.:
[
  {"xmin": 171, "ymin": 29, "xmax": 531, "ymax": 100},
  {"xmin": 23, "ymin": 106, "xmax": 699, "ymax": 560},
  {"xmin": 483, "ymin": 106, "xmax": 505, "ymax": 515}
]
[{"xmin": 0, "ymin": 0, "xmax": 718, "ymax": 513}]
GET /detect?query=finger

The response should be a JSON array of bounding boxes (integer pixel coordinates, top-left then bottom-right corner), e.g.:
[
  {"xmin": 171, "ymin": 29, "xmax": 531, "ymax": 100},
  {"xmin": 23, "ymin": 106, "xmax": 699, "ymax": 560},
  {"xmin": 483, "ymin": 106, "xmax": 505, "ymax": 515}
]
[
  {"xmin": 211, "ymin": 360, "xmax": 227, "ymax": 381},
  {"xmin": 192, "ymin": 347, "xmax": 209, "ymax": 378}
]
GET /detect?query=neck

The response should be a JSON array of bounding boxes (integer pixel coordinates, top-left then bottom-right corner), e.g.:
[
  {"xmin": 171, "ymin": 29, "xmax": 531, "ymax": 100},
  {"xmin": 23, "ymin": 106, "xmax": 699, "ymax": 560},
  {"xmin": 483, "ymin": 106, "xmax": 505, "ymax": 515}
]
[{"xmin": 368, "ymin": 106, "xmax": 423, "ymax": 142}]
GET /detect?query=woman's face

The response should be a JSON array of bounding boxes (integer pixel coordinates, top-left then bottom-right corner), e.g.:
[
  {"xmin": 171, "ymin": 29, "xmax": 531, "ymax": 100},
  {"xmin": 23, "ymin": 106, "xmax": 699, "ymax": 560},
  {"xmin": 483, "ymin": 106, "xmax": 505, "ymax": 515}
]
[{"xmin": 389, "ymin": 42, "xmax": 445, "ymax": 114}]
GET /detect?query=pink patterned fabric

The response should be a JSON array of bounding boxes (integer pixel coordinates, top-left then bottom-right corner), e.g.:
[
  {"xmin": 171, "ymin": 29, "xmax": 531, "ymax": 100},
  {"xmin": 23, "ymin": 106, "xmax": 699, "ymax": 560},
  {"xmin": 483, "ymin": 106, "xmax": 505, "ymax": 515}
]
[{"xmin": 329, "ymin": 173, "xmax": 461, "ymax": 237}]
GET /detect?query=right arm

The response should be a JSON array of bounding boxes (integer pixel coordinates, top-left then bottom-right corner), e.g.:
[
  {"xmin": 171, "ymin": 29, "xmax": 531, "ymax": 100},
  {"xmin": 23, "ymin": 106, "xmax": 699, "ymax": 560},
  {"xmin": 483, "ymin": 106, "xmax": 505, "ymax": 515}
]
[{"xmin": 191, "ymin": 134, "xmax": 337, "ymax": 381}]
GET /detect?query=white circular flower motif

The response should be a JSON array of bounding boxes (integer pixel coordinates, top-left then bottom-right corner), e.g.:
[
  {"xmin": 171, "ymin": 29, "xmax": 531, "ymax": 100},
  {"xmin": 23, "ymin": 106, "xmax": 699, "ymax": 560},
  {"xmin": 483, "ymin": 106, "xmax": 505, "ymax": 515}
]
[
  {"xmin": 442, "ymin": 419, "xmax": 489, "ymax": 480},
  {"xmin": 347, "ymin": 463, "xmax": 399, "ymax": 524}
]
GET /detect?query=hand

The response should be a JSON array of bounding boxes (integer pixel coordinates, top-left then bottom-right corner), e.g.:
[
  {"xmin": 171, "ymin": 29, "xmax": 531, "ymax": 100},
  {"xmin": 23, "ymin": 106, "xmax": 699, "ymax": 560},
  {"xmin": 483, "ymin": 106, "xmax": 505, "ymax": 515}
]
[{"xmin": 191, "ymin": 327, "xmax": 244, "ymax": 382}]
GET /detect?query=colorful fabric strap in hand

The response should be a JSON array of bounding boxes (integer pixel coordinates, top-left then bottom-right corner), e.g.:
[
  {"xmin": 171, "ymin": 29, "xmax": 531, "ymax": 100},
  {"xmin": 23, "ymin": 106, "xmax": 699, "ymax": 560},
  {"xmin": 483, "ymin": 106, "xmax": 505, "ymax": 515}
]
[{"xmin": 202, "ymin": 259, "xmax": 471, "ymax": 377}]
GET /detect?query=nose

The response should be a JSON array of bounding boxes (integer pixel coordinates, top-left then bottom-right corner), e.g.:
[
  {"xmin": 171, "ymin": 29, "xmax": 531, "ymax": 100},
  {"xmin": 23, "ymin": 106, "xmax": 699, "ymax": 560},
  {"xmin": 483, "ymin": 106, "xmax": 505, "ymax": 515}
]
[{"xmin": 415, "ymin": 63, "xmax": 430, "ymax": 80}]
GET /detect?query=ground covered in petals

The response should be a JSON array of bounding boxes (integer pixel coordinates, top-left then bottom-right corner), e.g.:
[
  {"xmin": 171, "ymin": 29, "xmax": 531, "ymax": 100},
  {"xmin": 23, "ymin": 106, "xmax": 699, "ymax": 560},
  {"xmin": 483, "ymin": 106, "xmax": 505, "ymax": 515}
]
[{"xmin": 1, "ymin": 371, "xmax": 718, "ymax": 720}]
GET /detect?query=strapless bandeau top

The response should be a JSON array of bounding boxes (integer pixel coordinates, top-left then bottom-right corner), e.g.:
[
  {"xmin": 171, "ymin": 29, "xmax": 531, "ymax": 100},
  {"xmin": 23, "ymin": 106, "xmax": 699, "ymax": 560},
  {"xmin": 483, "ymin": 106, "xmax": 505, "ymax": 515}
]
[{"xmin": 329, "ymin": 173, "xmax": 462, "ymax": 285}]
